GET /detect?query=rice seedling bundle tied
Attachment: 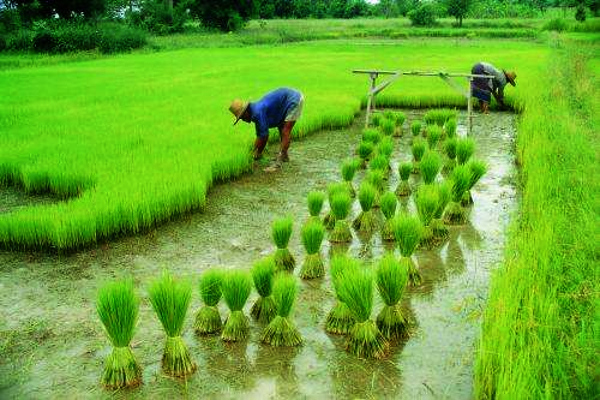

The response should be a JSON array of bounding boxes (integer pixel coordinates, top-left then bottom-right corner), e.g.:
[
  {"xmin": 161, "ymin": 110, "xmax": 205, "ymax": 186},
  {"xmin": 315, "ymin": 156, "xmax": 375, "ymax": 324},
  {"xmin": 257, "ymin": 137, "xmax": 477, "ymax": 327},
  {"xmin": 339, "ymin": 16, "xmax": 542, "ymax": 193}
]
[
  {"xmin": 444, "ymin": 118, "xmax": 457, "ymax": 138},
  {"xmin": 443, "ymin": 137, "xmax": 458, "ymax": 174},
  {"xmin": 338, "ymin": 265, "xmax": 388, "ymax": 359},
  {"xmin": 396, "ymin": 162, "xmax": 413, "ymax": 197},
  {"xmin": 329, "ymin": 191, "xmax": 352, "ymax": 243},
  {"xmin": 377, "ymin": 136, "xmax": 394, "ymax": 158},
  {"xmin": 251, "ymin": 257, "xmax": 277, "ymax": 323},
  {"xmin": 148, "ymin": 271, "xmax": 196, "ymax": 378},
  {"xmin": 353, "ymin": 182, "xmax": 377, "ymax": 234},
  {"xmin": 370, "ymin": 113, "xmax": 383, "ymax": 127},
  {"xmin": 357, "ymin": 141, "xmax": 374, "ymax": 168},
  {"xmin": 462, "ymin": 159, "xmax": 488, "ymax": 206},
  {"xmin": 431, "ymin": 181, "xmax": 452, "ymax": 243},
  {"xmin": 362, "ymin": 128, "xmax": 382, "ymax": 144},
  {"xmin": 380, "ymin": 119, "xmax": 395, "ymax": 136},
  {"xmin": 307, "ymin": 190, "xmax": 325, "ymax": 222},
  {"xmin": 424, "ymin": 108, "xmax": 457, "ymax": 127},
  {"xmin": 369, "ymin": 154, "xmax": 390, "ymax": 175},
  {"xmin": 411, "ymin": 138, "xmax": 427, "ymax": 173},
  {"xmin": 324, "ymin": 182, "xmax": 348, "ymax": 229},
  {"xmin": 300, "ymin": 220, "xmax": 325, "ymax": 279},
  {"xmin": 341, "ymin": 158, "xmax": 359, "ymax": 198},
  {"xmin": 97, "ymin": 279, "xmax": 142, "ymax": 389},
  {"xmin": 426, "ymin": 125, "xmax": 443, "ymax": 149},
  {"xmin": 262, "ymin": 273, "xmax": 302, "ymax": 347},
  {"xmin": 415, "ymin": 185, "xmax": 440, "ymax": 249},
  {"xmin": 420, "ymin": 150, "xmax": 442, "ymax": 185},
  {"xmin": 221, "ymin": 270, "xmax": 252, "ymax": 341},
  {"xmin": 393, "ymin": 214, "xmax": 424, "ymax": 286},
  {"xmin": 376, "ymin": 254, "xmax": 409, "ymax": 340},
  {"xmin": 411, "ymin": 120, "xmax": 422, "ymax": 137},
  {"xmin": 194, "ymin": 268, "xmax": 224, "ymax": 335},
  {"xmin": 366, "ymin": 170, "xmax": 385, "ymax": 208},
  {"xmin": 394, "ymin": 112, "xmax": 406, "ymax": 137},
  {"xmin": 325, "ymin": 255, "xmax": 359, "ymax": 334},
  {"xmin": 456, "ymin": 137, "xmax": 475, "ymax": 165},
  {"xmin": 272, "ymin": 216, "xmax": 295, "ymax": 271},
  {"xmin": 444, "ymin": 165, "xmax": 471, "ymax": 225},
  {"xmin": 380, "ymin": 191, "xmax": 397, "ymax": 242}
]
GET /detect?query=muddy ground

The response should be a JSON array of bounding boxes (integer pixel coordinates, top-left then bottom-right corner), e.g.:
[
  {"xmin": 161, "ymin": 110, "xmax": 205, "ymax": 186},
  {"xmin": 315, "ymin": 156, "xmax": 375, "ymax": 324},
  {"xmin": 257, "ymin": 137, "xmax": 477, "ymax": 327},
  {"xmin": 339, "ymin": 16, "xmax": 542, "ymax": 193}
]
[{"xmin": 0, "ymin": 110, "xmax": 517, "ymax": 399}]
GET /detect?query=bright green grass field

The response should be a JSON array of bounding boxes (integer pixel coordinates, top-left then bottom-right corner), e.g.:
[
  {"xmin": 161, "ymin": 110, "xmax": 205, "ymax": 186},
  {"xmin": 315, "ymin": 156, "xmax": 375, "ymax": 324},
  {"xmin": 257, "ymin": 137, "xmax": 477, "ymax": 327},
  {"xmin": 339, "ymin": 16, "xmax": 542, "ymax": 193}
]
[{"xmin": 0, "ymin": 39, "xmax": 546, "ymax": 250}]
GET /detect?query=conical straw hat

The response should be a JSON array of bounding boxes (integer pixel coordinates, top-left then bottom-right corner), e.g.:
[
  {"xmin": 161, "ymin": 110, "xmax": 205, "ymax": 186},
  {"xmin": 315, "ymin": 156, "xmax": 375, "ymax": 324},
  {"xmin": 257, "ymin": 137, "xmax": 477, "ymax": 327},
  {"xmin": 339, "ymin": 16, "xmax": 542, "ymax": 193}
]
[{"xmin": 229, "ymin": 99, "xmax": 249, "ymax": 125}]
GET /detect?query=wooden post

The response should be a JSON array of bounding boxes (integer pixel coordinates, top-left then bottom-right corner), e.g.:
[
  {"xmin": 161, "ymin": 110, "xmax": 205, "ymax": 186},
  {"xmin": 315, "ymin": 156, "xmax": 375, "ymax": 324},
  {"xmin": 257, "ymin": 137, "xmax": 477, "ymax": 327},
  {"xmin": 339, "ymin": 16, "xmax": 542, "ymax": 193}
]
[
  {"xmin": 467, "ymin": 77, "xmax": 473, "ymax": 136},
  {"xmin": 365, "ymin": 72, "xmax": 378, "ymax": 128}
]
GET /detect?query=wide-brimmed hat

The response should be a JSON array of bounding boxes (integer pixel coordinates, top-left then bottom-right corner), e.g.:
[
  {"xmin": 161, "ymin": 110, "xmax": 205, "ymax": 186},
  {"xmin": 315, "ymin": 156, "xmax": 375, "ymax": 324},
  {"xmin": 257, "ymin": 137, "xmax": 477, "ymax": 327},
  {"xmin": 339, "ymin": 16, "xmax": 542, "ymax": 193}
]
[
  {"xmin": 504, "ymin": 70, "xmax": 517, "ymax": 87},
  {"xmin": 229, "ymin": 99, "xmax": 249, "ymax": 125}
]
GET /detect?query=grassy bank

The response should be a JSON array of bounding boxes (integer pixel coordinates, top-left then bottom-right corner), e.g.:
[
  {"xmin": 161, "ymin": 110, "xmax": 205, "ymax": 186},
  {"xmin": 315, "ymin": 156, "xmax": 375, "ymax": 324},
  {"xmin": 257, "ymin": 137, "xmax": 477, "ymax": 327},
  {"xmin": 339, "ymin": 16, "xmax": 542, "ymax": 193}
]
[{"xmin": 475, "ymin": 39, "xmax": 599, "ymax": 398}]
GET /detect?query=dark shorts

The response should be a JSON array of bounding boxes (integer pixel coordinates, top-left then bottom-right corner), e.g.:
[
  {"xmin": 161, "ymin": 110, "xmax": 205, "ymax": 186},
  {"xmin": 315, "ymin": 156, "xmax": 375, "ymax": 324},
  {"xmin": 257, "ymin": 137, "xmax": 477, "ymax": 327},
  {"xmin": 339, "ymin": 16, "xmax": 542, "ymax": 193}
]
[{"xmin": 471, "ymin": 63, "xmax": 491, "ymax": 103}]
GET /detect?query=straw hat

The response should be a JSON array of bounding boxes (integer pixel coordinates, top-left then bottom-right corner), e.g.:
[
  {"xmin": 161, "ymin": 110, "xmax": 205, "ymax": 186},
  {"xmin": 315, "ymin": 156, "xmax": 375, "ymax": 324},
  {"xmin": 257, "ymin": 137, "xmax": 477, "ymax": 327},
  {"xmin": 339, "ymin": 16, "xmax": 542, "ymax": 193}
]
[
  {"xmin": 229, "ymin": 99, "xmax": 249, "ymax": 125},
  {"xmin": 504, "ymin": 70, "xmax": 517, "ymax": 87}
]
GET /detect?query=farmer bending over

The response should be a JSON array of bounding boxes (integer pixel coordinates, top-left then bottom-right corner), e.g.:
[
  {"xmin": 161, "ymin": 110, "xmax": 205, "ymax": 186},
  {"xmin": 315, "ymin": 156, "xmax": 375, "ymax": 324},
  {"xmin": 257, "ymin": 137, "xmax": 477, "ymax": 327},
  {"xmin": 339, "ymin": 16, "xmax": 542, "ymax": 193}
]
[
  {"xmin": 229, "ymin": 87, "xmax": 304, "ymax": 163},
  {"xmin": 470, "ymin": 62, "xmax": 516, "ymax": 113}
]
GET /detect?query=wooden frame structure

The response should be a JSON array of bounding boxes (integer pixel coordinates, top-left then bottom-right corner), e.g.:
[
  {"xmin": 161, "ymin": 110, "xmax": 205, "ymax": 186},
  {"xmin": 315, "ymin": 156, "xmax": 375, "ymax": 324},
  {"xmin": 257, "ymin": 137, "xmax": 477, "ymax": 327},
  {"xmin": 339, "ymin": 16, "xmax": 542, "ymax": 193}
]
[{"xmin": 353, "ymin": 69, "xmax": 493, "ymax": 135}]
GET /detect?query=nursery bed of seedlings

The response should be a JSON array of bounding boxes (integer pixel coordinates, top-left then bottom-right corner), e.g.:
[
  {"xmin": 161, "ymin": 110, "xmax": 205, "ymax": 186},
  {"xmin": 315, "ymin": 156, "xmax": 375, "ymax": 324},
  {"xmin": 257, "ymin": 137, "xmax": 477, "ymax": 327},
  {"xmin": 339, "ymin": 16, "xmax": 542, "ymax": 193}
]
[{"xmin": 0, "ymin": 110, "xmax": 517, "ymax": 399}]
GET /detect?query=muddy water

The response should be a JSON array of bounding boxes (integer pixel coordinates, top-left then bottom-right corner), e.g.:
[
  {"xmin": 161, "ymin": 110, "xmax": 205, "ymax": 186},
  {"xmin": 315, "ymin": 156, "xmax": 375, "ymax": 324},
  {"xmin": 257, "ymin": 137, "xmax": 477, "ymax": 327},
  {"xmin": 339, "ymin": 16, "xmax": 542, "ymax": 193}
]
[{"xmin": 0, "ymin": 111, "xmax": 517, "ymax": 399}]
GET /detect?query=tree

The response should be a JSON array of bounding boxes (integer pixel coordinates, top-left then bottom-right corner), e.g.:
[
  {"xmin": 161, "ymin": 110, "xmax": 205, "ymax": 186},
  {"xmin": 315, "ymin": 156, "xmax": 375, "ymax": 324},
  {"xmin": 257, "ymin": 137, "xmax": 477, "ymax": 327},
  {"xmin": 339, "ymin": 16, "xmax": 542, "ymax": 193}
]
[
  {"xmin": 445, "ymin": 0, "xmax": 471, "ymax": 27},
  {"xmin": 189, "ymin": 0, "xmax": 255, "ymax": 31}
]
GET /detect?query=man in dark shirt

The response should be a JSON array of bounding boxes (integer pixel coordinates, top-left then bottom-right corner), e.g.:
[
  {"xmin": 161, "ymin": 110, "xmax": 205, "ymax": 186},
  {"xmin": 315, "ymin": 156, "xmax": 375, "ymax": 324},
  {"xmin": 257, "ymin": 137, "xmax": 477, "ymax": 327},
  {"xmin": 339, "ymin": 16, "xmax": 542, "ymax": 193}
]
[
  {"xmin": 229, "ymin": 88, "xmax": 304, "ymax": 163},
  {"xmin": 471, "ymin": 62, "xmax": 516, "ymax": 113}
]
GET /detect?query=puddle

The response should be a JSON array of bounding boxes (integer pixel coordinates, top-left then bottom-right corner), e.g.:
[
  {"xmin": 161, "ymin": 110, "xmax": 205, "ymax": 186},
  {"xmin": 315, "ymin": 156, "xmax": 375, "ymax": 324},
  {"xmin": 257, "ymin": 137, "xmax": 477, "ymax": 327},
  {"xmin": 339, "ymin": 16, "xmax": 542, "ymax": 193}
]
[{"xmin": 0, "ymin": 110, "xmax": 518, "ymax": 399}]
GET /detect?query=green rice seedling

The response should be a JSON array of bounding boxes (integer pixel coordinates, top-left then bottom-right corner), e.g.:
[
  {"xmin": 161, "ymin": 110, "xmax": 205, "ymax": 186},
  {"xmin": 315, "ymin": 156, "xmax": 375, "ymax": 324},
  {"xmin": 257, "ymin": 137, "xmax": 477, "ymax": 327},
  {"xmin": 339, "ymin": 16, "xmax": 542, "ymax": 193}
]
[
  {"xmin": 362, "ymin": 128, "xmax": 382, "ymax": 144},
  {"xmin": 326, "ymin": 254, "xmax": 359, "ymax": 334},
  {"xmin": 415, "ymin": 185, "xmax": 440, "ymax": 249},
  {"xmin": 148, "ymin": 270, "xmax": 196, "ymax": 378},
  {"xmin": 194, "ymin": 268, "xmax": 224, "ymax": 335},
  {"xmin": 370, "ymin": 113, "xmax": 383, "ymax": 127},
  {"xmin": 420, "ymin": 150, "xmax": 442, "ymax": 185},
  {"xmin": 377, "ymin": 136, "xmax": 394, "ymax": 158},
  {"xmin": 369, "ymin": 154, "xmax": 390, "ymax": 175},
  {"xmin": 383, "ymin": 110, "xmax": 395, "ymax": 121},
  {"xmin": 462, "ymin": 159, "xmax": 488, "ymax": 206},
  {"xmin": 396, "ymin": 162, "xmax": 413, "ymax": 197},
  {"xmin": 97, "ymin": 279, "xmax": 142, "ymax": 389},
  {"xmin": 352, "ymin": 182, "xmax": 377, "ymax": 234},
  {"xmin": 431, "ymin": 181, "xmax": 452, "ymax": 243},
  {"xmin": 411, "ymin": 138, "xmax": 427, "ymax": 173},
  {"xmin": 300, "ymin": 220, "xmax": 325, "ymax": 279},
  {"xmin": 411, "ymin": 120, "xmax": 422, "ymax": 137},
  {"xmin": 329, "ymin": 191, "xmax": 352, "ymax": 243},
  {"xmin": 456, "ymin": 137, "xmax": 475, "ymax": 165},
  {"xmin": 271, "ymin": 216, "xmax": 295, "ymax": 271},
  {"xmin": 250, "ymin": 257, "xmax": 276, "ymax": 323},
  {"xmin": 261, "ymin": 273, "xmax": 302, "ymax": 347},
  {"xmin": 444, "ymin": 165, "xmax": 471, "ymax": 225},
  {"xmin": 341, "ymin": 158, "xmax": 358, "ymax": 198},
  {"xmin": 307, "ymin": 190, "xmax": 326, "ymax": 223},
  {"xmin": 380, "ymin": 191, "xmax": 397, "ymax": 242},
  {"xmin": 443, "ymin": 137, "xmax": 458, "ymax": 174},
  {"xmin": 380, "ymin": 119, "xmax": 395, "ymax": 136},
  {"xmin": 444, "ymin": 118, "xmax": 457, "ymax": 138},
  {"xmin": 393, "ymin": 112, "xmax": 406, "ymax": 137},
  {"xmin": 366, "ymin": 169, "xmax": 385, "ymax": 208},
  {"xmin": 426, "ymin": 125, "xmax": 443, "ymax": 149},
  {"xmin": 221, "ymin": 270, "xmax": 252, "ymax": 342},
  {"xmin": 424, "ymin": 108, "xmax": 457, "ymax": 127},
  {"xmin": 393, "ymin": 213, "xmax": 424, "ymax": 286},
  {"xmin": 324, "ymin": 182, "xmax": 348, "ymax": 229},
  {"xmin": 357, "ymin": 140, "xmax": 374, "ymax": 168},
  {"xmin": 338, "ymin": 266, "xmax": 388, "ymax": 359},
  {"xmin": 376, "ymin": 254, "xmax": 409, "ymax": 340}
]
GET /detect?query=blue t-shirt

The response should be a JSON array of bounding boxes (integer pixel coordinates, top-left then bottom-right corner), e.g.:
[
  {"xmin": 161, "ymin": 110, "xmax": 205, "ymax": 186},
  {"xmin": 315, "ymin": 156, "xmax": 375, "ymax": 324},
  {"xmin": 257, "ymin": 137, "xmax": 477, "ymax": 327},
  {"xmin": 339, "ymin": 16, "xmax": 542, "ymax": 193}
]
[{"xmin": 249, "ymin": 88, "xmax": 302, "ymax": 138}]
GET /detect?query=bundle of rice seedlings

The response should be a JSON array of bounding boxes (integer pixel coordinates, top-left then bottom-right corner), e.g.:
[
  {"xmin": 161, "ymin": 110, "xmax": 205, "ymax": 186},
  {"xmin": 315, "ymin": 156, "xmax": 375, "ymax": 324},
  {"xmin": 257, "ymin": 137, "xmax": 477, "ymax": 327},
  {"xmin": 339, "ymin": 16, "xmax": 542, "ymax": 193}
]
[
  {"xmin": 426, "ymin": 125, "xmax": 443, "ymax": 149},
  {"xmin": 462, "ymin": 159, "xmax": 487, "ymax": 206},
  {"xmin": 97, "ymin": 279, "xmax": 142, "ymax": 389},
  {"xmin": 370, "ymin": 113, "xmax": 383, "ymax": 127},
  {"xmin": 395, "ymin": 162, "xmax": 413, "ymax": 197},
  {"xmin": 415, "ymin": 185, "xmax": 440, "ymax": 248},
  {"xmin": 369, "ymin": 154, "xmax": 390, "ymax": 175},
  {"xmin": 326, "ymin": 254, "xmax": 360, "ymax": 334},
  {"xmin": 329, "ymin": 191, "xmax": 352, "ymax": 243},
  {"xmin": 393, "ymin": 213, "xmax": 423, "ymax": 286},
  {"xmin": 443, "ymin": 137, "xmax": 458, "ymax": 174},
  {"xmin": 352, "ymin": 182, "xmax": 377, "ymax": 234},
  {"xmin": 362, "ymin": 128, "xmax": 381, "ymax": 144},
  {"xmin": 456, "ymin": 137, "xmax": 475, "ymax": 165},
  {"xmin": 194, "ymin": 268, "xmax": 224, "ymax": 335},
  {"xmin": 444, "ymin": 165, "xmax": 471, "ymax": 225},
  {"xmin": 411, "ymin": 138, "xmax": 427, "ymax": 173},
  {"xmin": 300, "ymin": 220, "xmax": 325, "ymax": 279},
  {"xmin": 250, "ymin": 257, "xmax": 276, "ymax": 323},
  {"xmin": 272, "ymin": 216, "xmax": 295, "ymax": 271},
  {"xmin": 411, "ymin": 120, "xmax": 422, "ymax": 137},
  {"xmin": 424, "ymin": 108, "xmax": 457, "ymax": 126},
  {"xmin": 221, "ymin": 270, "xmax": 252, "ymax": 341},
  {"xmin": 420, "ymin": 150, "xmax": 442, "ymax": 185},
  {"xmin": 431, "ymin": 181, "xmax": 452, "ymax": 242},
  {"xmin": 380, "ymin": 191, "xmax": 397, "ymax": 242},
  {"xmin": 307, "ymin": 190, "xmax": 326, "ymax": 223},
  {"xmin": 366, "ymin": 169, "xmax": 385, "ymax": 208},
  {"xmin": 324, "ymin": 182, "xmax": 348, "ymax": 229},
  {"xmin": 376, "ymin": 254, "xmax": 409, "ymax": 340},
  {"xmin": 357, "ymin": 141, "xmax": 374, "ymax": 168},
  {"xmin": 338, "ymin": 267, "xmax": 388, "ymax": 359},
  {"xmin": 394, "ymin": 112, "xmax": 406, "ymax": 137},
  {"xmin": 380, "ymin": 119, "xmax": 395, "ymax": 136},
  {"xmin": 341, "ymin": 158, "xmax": 358, "ymax": 197},
  {"xmin": 377, "ymin": 136, "xmax": 394, "ymax": 158},
  {"xmin": 261, "ymin": 273, "xmax": 302, "ymax": 346},
  {"xmin": 444, "ymin": 118, "xmax": 457, "ymax": 138},
  {"xmin": 148, "ymin": 271, "xmax": 196, "ymax": 378}
]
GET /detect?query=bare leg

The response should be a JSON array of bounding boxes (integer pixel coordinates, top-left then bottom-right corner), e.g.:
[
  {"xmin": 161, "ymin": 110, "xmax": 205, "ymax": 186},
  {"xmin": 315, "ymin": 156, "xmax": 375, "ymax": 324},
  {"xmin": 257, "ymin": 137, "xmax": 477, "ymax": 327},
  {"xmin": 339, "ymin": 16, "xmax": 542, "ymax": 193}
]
[
  {"xmin": 278, "ymin": 121, "xmax": 296, "ymax": 161},
  {"xmin": 482, "ymin": 102, "xmax": 489, "ymax": 114},
  {"xmin": 254, "ymin": 136, "xmax": 268, "ymax": 160}
]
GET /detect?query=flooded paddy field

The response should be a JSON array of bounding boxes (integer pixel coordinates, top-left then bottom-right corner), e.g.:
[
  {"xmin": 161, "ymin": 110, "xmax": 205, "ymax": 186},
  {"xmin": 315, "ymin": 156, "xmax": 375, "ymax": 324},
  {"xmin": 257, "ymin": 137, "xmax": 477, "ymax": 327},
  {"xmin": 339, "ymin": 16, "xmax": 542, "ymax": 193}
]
[{"xmin": 0, "ymin": 110, "xmax": 518, "ymax": 399}]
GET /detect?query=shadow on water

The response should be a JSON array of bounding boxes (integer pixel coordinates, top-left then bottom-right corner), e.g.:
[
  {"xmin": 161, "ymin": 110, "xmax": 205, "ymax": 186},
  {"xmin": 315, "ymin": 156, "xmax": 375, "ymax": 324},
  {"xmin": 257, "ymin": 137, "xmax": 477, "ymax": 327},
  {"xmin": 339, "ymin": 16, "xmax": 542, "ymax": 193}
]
[{"xmin": 0, "ymin": 110, "xmax": 518, "ymax": 399}]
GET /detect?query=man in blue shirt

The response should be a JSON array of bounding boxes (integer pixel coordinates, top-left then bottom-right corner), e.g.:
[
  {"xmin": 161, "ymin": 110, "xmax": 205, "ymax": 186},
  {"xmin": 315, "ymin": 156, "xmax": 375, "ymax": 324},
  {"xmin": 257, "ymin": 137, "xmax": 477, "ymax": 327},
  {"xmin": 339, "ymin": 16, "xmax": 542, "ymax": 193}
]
[
  {"xmin": 229, "ymin": 88, "xmax": 304, "ymax": 163},
  {"xmin": 470, "ymin": 62, "xmax": 516, "ymax": 113}
]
